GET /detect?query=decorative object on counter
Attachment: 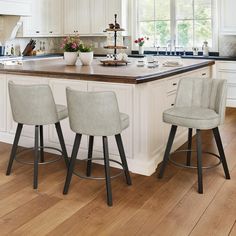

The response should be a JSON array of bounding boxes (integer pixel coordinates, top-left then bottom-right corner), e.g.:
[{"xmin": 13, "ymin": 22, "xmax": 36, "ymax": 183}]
[
  {"xmin": 22, "ymin": 39, "xmax": 36, "ymax": 56},
  {"xmin": 102, "ymin": 14, "xmax": 129, "ymax": 66},
  {"xmin": 163, "ymin": 60, "xmax": 183, "ymax": 67},
  {"xmin": 0, "ymin": 44, "xmax": 5, "ymax": 56},
  {"xmin": 202, "ymin": 41, "xmax": 209, "ymax": 57},
  {"xmin": 192, "ymin": 47, "xmax": 199, "ymax": 56},
  {"xmin": 134, "ymin": 37, "xmax": 149, "ymax": 55},
  {"xmin": 61, "ymin": 35, "xmax": 80, "ymax": 65},
  {"xmin": 78, "ymin": 43, "xmax": 93, "ymax": 66}
]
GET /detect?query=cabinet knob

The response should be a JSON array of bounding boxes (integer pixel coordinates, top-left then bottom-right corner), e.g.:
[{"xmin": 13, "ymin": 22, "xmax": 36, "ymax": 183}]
[
  {"xmin": 202, "ymin": 73, "xmax": 206, "ymax": 76},
  {"xmin": 171, "ymin": 103, "xmax": 175, "ymax": 107},
  {"xmin": 36, "ymin": 31, "xmax": 40, "ymax": 33},
  {"xmin": 49, "ymin": 31, "xmax": 53, "ymax": 33}
]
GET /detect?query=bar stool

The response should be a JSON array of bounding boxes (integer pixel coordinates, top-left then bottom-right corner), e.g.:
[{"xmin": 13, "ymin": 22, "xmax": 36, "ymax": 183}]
[
  {"xmin": 159, "ymin": 77, "xmax": 230, "ymax": 193},
  {"xmin": 6, "ymin": 81, "xmax": 69, "ymax": 189},
  {"xmin": 63, "ymin": 88, "xmax": 132, "ymax": 206}
]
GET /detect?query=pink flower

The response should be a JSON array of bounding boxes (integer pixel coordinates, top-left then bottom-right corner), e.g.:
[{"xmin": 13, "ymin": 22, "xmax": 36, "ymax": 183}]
[
  {"xmin": 71, "ymin": 43, "xmax": 77, "ymax": 49},
  {"xmin": 134, "ymin": 40, "xmax": 138, "ymax": 43}
]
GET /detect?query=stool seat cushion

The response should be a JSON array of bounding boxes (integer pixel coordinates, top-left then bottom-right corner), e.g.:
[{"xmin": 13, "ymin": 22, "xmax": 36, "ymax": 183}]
[
  {"xmin": 163, "ymin": 107, "xmax": 220, "ymax": 130},
  {"xmin": 120, "ymin": 113, "xmax": 129, "ymax": 130},
  {"xmin": 56, "ymin": 105, "xmax": 68, "ymax": 121}
]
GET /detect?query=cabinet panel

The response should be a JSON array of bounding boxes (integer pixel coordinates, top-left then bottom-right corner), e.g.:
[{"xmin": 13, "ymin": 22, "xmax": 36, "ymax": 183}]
[
  {"xmin": 91, "ymin": 0, "xmax": 106, "ymax": 35},
  {"xmin": 63, "ymin": 0, "xmax": 78, "ymax": 34},
  {"xmin": 88, "ymin": 82, "xmax": 133, "ymax": 158},
  {"xmin": 23, "ymin": 0, "xmax": 62, "ymax": 37},
  {"xmin": 49, "ymin": 79, "xmax": 88, "ymax": 149},
  {"xmin": 220, "ymin": 0, "xmax": 236, "ymax": 34},
  {"xmin": 48, "ymin": 0, "xmax": 63, "ymax": 35},
  {"xmin": 0, "ymin": 74, "xmax": 7, "ymax": 132},
  {"xmin": 77, "ymin": 0, "xmax": 91, "ymax": 35}
]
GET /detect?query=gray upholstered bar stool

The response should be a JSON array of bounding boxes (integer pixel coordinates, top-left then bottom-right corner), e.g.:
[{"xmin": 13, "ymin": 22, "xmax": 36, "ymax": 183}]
[
  {"xmin": 159, "ymin": 77, "xmax": 230, "ymax": 193},
  {"xmin": 6, "ymin": 81, "xmax": 69, "ymax": 189},
  {"xmin": 63, "ymin": 88, "xmax": 132, "ymax": 206}
]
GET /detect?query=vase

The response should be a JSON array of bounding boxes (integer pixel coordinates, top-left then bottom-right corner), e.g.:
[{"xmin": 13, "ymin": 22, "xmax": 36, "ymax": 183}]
[
  {"xmin": 64, "ymin": 52, "xmax": 78, "ymax": 65},
  {"xmin": 139, "ymin": 46, "xmax": 144, "ymax": 55},
  {"xmin": 79, "ymin": 51, "xmax": 94, "ymax": 66}
]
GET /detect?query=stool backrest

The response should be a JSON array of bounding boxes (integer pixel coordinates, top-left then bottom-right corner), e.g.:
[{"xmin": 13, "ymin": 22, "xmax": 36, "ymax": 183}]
[
  {"xmin": 175, "ymin": 78, "xmax": 227, "ymax": 124},
  {"xmin": 66, "ymin": 88, "xmax": 122, "ymax": 136},
  {"xmin": 9, "ymin": 81, "xmax": 58, "ymax": 125}
]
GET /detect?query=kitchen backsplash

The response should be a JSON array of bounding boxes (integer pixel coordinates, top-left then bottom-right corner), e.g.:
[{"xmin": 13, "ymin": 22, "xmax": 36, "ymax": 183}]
[
  {"xmin": 3, "ymin": 36, "xmax": 132, "ymax": 56},
  {"xmin": 219, "ymin": 35, "xmax": 236, "ymax": 56}
]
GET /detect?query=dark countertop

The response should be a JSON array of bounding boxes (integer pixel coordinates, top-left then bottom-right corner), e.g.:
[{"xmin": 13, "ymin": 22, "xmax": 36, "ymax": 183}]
[
  {"xmin": 0, "ymin": 57, "xmax": 215, "ymax": 84},
  {"xmin": 181, "ymin": 55, "xmax": 236, "ymax": 61}
]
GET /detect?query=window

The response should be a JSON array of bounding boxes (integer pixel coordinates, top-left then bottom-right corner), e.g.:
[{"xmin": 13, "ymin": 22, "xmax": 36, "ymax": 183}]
[{"xmin": 136, "ymin": 0, "xmax": 215, "ymax": 50}]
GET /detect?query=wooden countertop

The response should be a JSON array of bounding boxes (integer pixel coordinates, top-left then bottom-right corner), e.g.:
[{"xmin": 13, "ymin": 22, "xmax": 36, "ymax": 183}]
[{"xmin": 0, "ymin": 57, "xmax": 215, "ymax": 84}]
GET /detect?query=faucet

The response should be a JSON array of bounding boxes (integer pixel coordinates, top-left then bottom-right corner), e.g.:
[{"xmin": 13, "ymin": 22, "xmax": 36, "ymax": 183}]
[{"xmin": 166, "ymin": 40, "xmax": 172, "ymax": 55}]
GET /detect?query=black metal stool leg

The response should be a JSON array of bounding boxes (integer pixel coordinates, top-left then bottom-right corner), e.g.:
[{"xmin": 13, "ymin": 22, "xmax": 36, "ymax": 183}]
[
  {"xmin": 39, "ymin": 125, "xmax": 44, "ymax": 163},
  {"xmin": 158, "ymin": 125, "xmax": 177, "ymax": 179},
  {"xmin": 6, "ymin": 123, "xmax": 23, "ymax": 175},
  {"xmin": 213, "ymin": 127, "xmax": 230, "ymax": 179},
  {"xmin": 196, "ymin": 129, "xmax": 203, "ymax": 194},
  {"xmin": 55, "ymin": 122, "xmax": 69, "ymax": 168},
  {"xmin": 86, "ymin": 136, "xmax": 94, "ymax": 177},
  {"xmin": 34, "ymin": 125, "xmax": 39, "ymax": 189},
  {"xmin": 115, "ymin": 134, "xmax": 132, "ymax": 185},
  {"xmin": 63, "ymin": 134, "xmax": 82, "ymax": 194},
  {"xmin": 103, "ymin": 136, "xmax": 113, "ymax": 207},
  {"xmin": 186, "ymin": 128, "xmax": 192, "ymax": 166}
]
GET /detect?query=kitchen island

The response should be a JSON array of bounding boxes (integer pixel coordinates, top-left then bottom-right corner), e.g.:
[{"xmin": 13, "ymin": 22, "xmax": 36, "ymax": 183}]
[{"xmin": 0, "ymin": 57, "xmax": 215, "ymax": 175}]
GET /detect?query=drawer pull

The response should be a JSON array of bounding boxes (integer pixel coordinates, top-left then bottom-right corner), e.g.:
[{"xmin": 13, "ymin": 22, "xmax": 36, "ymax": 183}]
[
  {"xmin": 171, "ymin": 103, "xmax": 175, "ymax": 107},
  {"xmin": 49, "ymin": 31, "xmax": 53, "ymax": 33},
  {"xmin": 202, "ymin": 73, "xmax": 206, "ymax": 76},
  {"xmin": 36, "ymin": 31, "xmax": 40, "ymax": 33},
  {"xmin": 172, "ymin": 83, "xmax": 177, "ymax": 86}
]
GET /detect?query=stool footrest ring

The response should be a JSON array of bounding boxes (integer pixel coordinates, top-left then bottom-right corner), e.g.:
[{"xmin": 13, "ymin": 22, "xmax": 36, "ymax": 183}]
[
  {"xmin": 169, "ymin": 149, "xmax": 222, "ymax": 169},
  {"xmin": 15, "ymin": 146, "xmax": 63, "ymax": 165},
  {"xmin": 73, "ymin": 158, "xmax": 125, "ymax": 180}
]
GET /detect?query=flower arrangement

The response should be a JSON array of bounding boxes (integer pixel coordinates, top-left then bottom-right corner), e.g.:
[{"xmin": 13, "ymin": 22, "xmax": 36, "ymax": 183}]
[
  {"xmin": 78, "ymin": 43, "xmax": 93, "ymax": 52},
  {"xmin": 61, "ymin": 35, "xmax": 80, "ymax": 52},
  {"xmin": 134, "ymin": 37, "xmax": 149, "ymax": 47}
]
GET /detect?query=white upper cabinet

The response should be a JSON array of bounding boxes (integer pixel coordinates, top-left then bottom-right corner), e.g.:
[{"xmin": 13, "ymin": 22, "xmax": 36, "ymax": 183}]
[
  {"xmin": 64, "ymin": 0, "xmax": 105, "ymax": 35},
  {"xmin": 23, "ymin": 0, "xmax": 63, "ymax": 37},
  {"xmin": 91, "ymin": 0, "xmax": 106, "ymax": 35},
  {"xmin": 220, "ymin": 0, "xmax": 236, "ymax": 35},
  {"xmin": 22, "ymin": 0, "xmax": 129, "ymax": 37}
]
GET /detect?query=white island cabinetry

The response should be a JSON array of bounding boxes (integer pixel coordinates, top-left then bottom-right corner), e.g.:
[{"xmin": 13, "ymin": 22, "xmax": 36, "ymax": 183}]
[{"xmin": 0, "ymin": 65, "xmax": 211, "ymax": 176}]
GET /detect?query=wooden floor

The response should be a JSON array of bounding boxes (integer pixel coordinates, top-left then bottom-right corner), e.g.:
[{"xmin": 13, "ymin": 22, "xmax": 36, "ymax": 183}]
[{"xmin": 1, "ymin": 108, "xmax": 236, "ymax": 236}]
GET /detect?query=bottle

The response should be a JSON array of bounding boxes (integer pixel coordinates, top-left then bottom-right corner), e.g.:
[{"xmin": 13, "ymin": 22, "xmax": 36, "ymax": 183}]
[
  {"xmin": 10, "ymin": 44, "xmax": 14, "ymax": 56},
  {"xmin": 202, "ymin": 41, "xmax": 209, "ymax": 57}
]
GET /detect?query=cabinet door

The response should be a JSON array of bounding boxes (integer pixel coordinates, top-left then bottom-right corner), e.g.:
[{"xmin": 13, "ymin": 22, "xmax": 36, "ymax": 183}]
[
  {"xmin": 88, "ymin": 82, "xmax": 133, "ymax": 158},
  {"xmin": 77, "ymin": 0, "xmax": 91, "ymax": 35},
  {"xmin": 49, "ymin": 79, "xmax": 88, "ymax": 149},
  {"xmin": 220, "ymin": 0, "xmax": 236, "ymax": 34},
  {"xmin": 0, "ymin": 74, "xmax": 7, "ymax": 132},
  {"xmin": 64, "ymin": 0, "xmax": 78, "ymax": 34},
  {"xmin": 23, "ymin": 0, "xmax": 48, "ymax": 36},
  {"xmin": 47, "ymin": 0, "xmax": 63, "ymax": 36},
  {"xmin": 91, "ymin": 0, "xmax": 106, "ymax": 35}
]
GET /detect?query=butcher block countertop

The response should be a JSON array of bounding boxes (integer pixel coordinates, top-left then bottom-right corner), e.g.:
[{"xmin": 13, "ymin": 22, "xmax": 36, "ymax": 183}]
[{"xmin": 0, "ymin": 57, "xmax": 215, "ymax": 84}]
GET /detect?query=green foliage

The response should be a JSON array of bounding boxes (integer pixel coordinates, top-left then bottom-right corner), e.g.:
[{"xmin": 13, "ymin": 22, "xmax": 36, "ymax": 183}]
[{"xmin": 79, "ymin": 44, "xmax": 93, "ymax": 52}]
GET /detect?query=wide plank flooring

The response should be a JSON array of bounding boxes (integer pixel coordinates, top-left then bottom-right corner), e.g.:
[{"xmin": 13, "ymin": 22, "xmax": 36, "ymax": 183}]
[{"xmin": 1, "ymin": 108, "xmax": 236, "ymax": 236}]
